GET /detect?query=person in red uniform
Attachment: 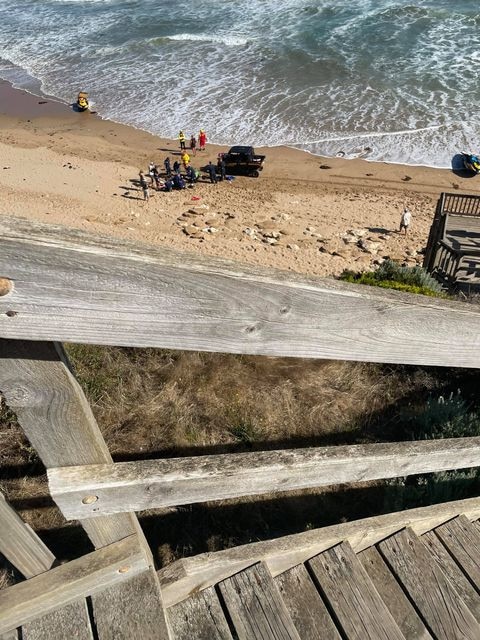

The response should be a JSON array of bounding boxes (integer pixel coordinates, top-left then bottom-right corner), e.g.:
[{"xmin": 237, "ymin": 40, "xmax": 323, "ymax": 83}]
[{"xmin": 199, "ymin": 129, "xmax": 207, "ymax": 151}]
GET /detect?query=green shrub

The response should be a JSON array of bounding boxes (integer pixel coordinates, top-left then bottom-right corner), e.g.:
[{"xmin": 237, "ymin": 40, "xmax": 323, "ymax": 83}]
[
  {"xmin": 384, "ymin": 392, "xmax": 480, "ymax": 513},
  {"xmin": 402, "ymin": 392, "xmax": 480, "ymax": 440},
  {"xmin": 340, "ymin": 260, "xmax": 444, "ymax": 297}
]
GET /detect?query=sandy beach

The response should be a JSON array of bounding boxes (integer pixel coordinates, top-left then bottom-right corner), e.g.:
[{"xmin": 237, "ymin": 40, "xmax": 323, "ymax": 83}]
[{"xmin": 1, "ymin": 80, "xmax": 479, "ymax": 277}]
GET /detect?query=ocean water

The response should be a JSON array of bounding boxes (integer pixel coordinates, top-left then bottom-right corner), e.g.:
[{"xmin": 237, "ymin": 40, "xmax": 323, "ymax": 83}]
[{"xmin": 0, "ymin": 0, "xmax": 479, "ymax": 167}]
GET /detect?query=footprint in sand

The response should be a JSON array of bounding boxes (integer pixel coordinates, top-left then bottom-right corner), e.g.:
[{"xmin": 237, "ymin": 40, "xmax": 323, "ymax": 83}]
[{"xmin": 402, "ymin": 175, "xmax": 412, "ymax": 182}]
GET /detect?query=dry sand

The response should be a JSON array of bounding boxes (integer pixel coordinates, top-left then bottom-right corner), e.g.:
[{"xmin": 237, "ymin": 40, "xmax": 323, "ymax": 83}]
[{"xmin": 1, "ymin": 80, "xmax": 479, "ymax": 277}]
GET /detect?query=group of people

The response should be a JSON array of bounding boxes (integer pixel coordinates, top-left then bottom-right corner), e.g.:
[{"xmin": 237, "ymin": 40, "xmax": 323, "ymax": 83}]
[
  {"xmin": 136, "ymin": 127, "xmax": 229, "ymax": 199},
  {"xmin": 178, "ymin": 129, "xmax": 207, "ymax": 155},
  {"xmin": 138, "ymin": 153, "xmax": 227, "ymax": 201},
  {"xmin": 138, "ymin": 161, "xmax": 193, "ymax": 199}
]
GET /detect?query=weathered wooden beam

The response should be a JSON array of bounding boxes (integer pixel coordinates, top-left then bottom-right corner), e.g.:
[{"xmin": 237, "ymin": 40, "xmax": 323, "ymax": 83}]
[
  {"xmin": 308, "ymin": 542, "xmax": 405, "ymax": 639},
  {"xmin": 0, "ymin": 535, "xmax": 148, "ymax": 636},
  {"xmin": 0, "ymin": 492, "xmax": 55, "ymax": 579},
  {"xmin": 22, "ymin": 600, "xmax": 94, "ymax": 640},
  {"xmin": 379, "ymin": 527, "xmax": 480, "ymax": 639},
  {"xmin": 0, "ymin": 340, "xmax": 145, "ymax": 551},
  {"xmin": 1, "ymin": 216, "xmax": 480, "ymax": 367},
  {"xmin": 49, "ymin": 437, "xmax": 480, "ymax": 520},
  {"xmin": 157, "ymin": 495, "xmax": 480, "ymax": 608},
  {"xmin": 90, "ymin": 568, "xmax": 171, "ymax": 640}
]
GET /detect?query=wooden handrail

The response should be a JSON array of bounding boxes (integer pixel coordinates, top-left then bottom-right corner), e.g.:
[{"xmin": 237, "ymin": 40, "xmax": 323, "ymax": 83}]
[
  {"xmin": 1, "ymin": 216, "xmax": 480, "ymax": 368},
  {"xmin": 48, "ymin": 437, "xmax": 480, "ymax": 520}
]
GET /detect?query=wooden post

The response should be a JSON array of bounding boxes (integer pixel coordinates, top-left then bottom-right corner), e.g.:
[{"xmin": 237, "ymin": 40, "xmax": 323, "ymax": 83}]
[
  {"xmin": 0, "ymin": 340, "xmax": 147, "ymax": 552},
  {"xmin": 0, "ymin": 492, "xmax": 55, "ymax": 578}
]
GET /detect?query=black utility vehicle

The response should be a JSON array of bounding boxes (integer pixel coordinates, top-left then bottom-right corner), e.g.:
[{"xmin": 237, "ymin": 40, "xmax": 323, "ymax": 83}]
[{"xmin": 220, "ymin": 146, "xmax": 265, "ymax": 177}]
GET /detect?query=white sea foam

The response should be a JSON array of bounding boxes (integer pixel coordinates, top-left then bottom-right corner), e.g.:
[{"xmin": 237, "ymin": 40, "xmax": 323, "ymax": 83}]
[
  {"xmin": 0, "ymin": 0, "xmax": 479, "ymax": 168},
  {"xmin": 164, "ymin": 33, "xmax": 248, "ymax": 47}
]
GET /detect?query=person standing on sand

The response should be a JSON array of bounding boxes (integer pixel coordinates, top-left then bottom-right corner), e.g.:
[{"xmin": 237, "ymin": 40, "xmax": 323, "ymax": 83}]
[
  {"xmin": 207, "ymin": 160, "xmax": 217, "ymax": 184},
  {"xmin": 178, "ymin": 130, "xmax": 186, "ymax": 150},
  {"xmin": 199, "ymin": 129, "xmax": 207, "ymax": 151},
  {"xmin": 217, "ymin": 155, "xmax": 226, "ymax": 181},
  {"xmin": 139, "ymin": 170, "xmax": 147, "ymax": 188},
  {"xmin": 399, "ymin": 206, "xmax": 411, "ymax": 235},
  {"xmin": 148, "ymin": 161, "xmax": 156, "ymax": 187},
  {"xmin": 164, "ymin": 156, "xmax": 172, "ymax": 177},
  {"xmin": 190, "ymin": 134, "xmax": 197, "ymax": 156},
  {"xmin": 142, "ymin": 181, "xmax": 150, "ymax": 202}
]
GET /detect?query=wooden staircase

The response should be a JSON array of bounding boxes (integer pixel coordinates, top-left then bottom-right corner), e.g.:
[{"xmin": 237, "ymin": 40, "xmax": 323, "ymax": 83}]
[
  {"xmin": 165, "ymin": 512, "xmax": 480, "ymax": 640},
  {"xmin": 4, "ymin": 511, "xmax": 480, "ymax": 638}
]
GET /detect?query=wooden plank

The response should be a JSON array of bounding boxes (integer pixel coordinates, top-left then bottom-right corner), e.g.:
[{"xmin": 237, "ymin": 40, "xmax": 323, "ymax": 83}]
[
  {"xmin": 434, "ymin": 515, "xmax": 480, "ymax": 591},
  {"xmin": 1, "ymin": 215, "xmax": 480, "ymax": 368},
  {"xmin": 168, "ymin": 586, "xmax": 233, "ymax": 640},
  {"xmin": 0, "ymin": 491, "xmax": 55, "ymax": 578},
  {"xmin": 359, "ymin": 546, "xmax": 432, "ymax": 640},
  {"xmin": 22, "ymin": 599, "xmax": 93, "ymax": 640},
  {"xmin": 218, "ymin": 562, "xmax": 301, "ymax": 640},
  {"xmin": 0, "ymin": 535, "xmax": 148, "ymax": 635},
  {"xmin": 274, "ymin": 564, "xmax": 341, "ymax": 639},
  {"xmin": 49, "ymin": 437, "xmax": 480, "ymax": 520},
  {"xmin": 91, "ymin": 568, "xmax": 170, "ymax": 640},
  {"xmin": 308, "ymin": 542, "xmax": 405, "ymax": 640},
  {"xmin": 421, "ymin": 530, "xmax": 480, "ymax": 623},
  {"xmin": 379, "ymin": 527, "xmax": 480, "ymax": 640},
  {"xmin": 158, "ymin": 495, "xmax": 480, "ymax": 607},
  {"xmin": 0, "ymin": 340, "xmax": 141, "ymax": 550}
]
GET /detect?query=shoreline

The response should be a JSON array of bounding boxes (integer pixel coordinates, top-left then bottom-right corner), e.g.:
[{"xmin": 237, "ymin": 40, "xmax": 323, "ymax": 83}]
[
  {"xmin": 1, "ymin": 79, "xmax": 479, "ymax": 279},
  {"xmin": 1, "ymin": 78, "xmax": 455, "ymax": 171}
]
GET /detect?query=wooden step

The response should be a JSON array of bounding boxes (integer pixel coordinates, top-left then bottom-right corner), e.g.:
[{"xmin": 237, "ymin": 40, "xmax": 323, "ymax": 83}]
[
  {"xmin": 90, "ymin": 569, "xmax": 170, "ymax": 640},
  {"xmin": 22, "ymin": 600, "xmax": 93, "ymax": 640},
  {"xmin": 168, "ymin": 586, "xmax": 232, "ymax": 640},
  {"xmin": 274, "ymin": 564, "xmax": 341, "ymax": 639},
  {"xmin": 218, "ymin": 562, "xmax": 300, "ymax": 640},
  {"xmin": 421, "ymin": 529, "xmax": 480, "ymax": 623},
  {"xmin": 308, "ymin": 541, "xmax": 405, "ymax": 640},
  {"xmin": 379, "ymin": 527, "xmax": 480, "ymax": 640},
  {"xmin": 434, "ymin": 515, "xmax": 480, "ymax": 591},
  {"xmin": 359, "ymin": 546, "xmax": 432, "ymax": 640}
]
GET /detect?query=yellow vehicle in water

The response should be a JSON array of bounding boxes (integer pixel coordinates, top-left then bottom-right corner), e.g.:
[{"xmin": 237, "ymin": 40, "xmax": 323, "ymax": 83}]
[{"xmin": 76, "ymin": 91, "xmax": 89, "ymax": 112}]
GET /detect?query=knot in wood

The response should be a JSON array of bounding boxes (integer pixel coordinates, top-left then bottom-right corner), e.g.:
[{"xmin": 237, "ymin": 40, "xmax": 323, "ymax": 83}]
[
  {"xmin": 0, "ymin": 278, "xmax": 12, "ymax": 296},
  {"xmin": 245, "ymin": 323, "xmax": 260, "ymax": 335}
]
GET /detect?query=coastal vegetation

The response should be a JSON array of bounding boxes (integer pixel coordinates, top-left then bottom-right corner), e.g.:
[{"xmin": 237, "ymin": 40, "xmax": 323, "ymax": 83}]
[{"xmin": 339, "ymin": 260, "xmax": 445, "ymax": 297}]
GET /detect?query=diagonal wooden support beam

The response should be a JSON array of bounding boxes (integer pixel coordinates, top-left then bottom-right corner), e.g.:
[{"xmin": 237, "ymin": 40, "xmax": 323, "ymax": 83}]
[
  {"xmin": 0, "ymin": 535, "xmax": 148, "ymax": 635},
  {"xmin": 0, "ymin": 491, "xmax": 55, "ymax": 578},
  {"xmin": 0, "ymin": 340, "xmax": 148, "ymax": 552},
  {"xmin": 49, "ymin": 436, "xmax": 480, "ymax": 520}
]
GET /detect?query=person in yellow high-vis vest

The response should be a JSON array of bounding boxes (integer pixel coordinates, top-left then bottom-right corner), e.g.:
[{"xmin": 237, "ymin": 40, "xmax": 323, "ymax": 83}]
[{"xmin": 178, "ymin": 130, "xmax": 186, "ymax": 150}]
